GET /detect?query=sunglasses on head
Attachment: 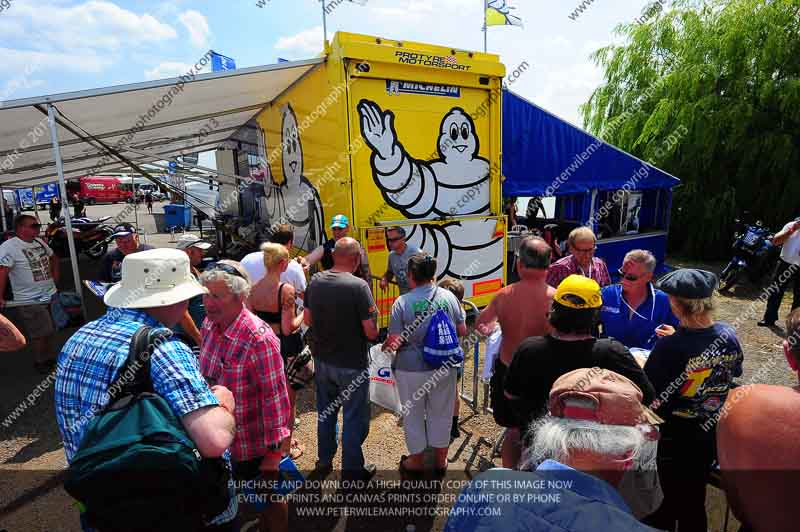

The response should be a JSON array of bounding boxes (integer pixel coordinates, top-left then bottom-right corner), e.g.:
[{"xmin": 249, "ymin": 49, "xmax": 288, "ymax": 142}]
[
  {"xmin": 210, "ymin": 263, "xmax": 246, "ymax": 280},
  {"xmin": 618, "ymin": 268, "xmax": 641, "ymax": 282}
]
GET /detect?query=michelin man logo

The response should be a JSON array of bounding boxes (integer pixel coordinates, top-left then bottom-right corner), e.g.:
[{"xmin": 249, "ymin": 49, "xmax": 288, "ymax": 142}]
[
  {"xmin": 264, "ymin": 103, "xmax": 327, "ymax": 247},
  {"xmin": 357, "ymin": 99, "xmax": 502, "ymax": 282},
  {"xmin": 357, "ymin": 99, "xmax": 490, "ymax": 218}
]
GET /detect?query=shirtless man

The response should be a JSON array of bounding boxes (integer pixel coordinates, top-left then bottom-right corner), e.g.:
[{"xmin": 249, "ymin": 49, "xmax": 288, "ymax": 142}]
[
  {"xmin": 716, "ymin": 307, "xmax": 800, "ymax": 532},
  {"xmin": 476, "ymin": 236, "xmax": 555, "ymax": 467}
]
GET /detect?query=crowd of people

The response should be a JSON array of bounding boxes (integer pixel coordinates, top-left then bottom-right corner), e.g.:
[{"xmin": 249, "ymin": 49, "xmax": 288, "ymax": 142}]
[{"xmin": 0, "ymin": 207, "xmax": 796, "ymax": 531}]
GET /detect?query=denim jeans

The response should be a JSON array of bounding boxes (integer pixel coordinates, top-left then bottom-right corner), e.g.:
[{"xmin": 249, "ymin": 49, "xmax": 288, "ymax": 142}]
[{"xmin": 314, "ymin": 358, "xmax": 370, "ymax": 472}]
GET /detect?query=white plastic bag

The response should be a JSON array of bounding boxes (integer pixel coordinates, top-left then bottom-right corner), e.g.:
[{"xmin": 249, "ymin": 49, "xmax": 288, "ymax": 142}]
[
  {"xmin": 368, "ymin": 345, "xmax": 403, "ymax": 414},
  {"xmin": 482, "ymin": 327, "xmax": 503, "ymax": 381}
]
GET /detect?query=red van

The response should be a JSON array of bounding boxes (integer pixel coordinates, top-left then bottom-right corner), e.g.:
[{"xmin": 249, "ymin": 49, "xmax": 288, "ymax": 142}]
[{"xmin": 78, "ymin": 176, "xmax": 133, "ymax": 205}]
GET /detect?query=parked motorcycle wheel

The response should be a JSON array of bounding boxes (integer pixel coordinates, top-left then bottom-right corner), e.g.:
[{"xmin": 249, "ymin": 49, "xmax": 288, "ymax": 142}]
[
  {"xmin": 719, "ymin": 265, "xmax": 741, "ymax": 292},
  {"xmin": 84, "ymin": 241, "xmax": 108, "ymax": 260}
]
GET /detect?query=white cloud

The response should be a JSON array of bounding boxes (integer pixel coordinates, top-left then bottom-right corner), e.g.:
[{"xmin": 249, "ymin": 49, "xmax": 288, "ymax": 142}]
[
  {"xmin": 179, "ymin": 10, "xmax": 211, "ymax": 49},
  {"xmin": 527, "ymin": 61, "xmax": 604, "ymax": 127},
  {"xmin": 0, "ymin": 47, "xmax": 113, "ymax": 77},
  {"xmin": 370, "ymin": 0, "xmax": 435, "ymax": 20},
  {"xmin": 275, "ymin": 26, "xmax": 324, "ymax": 58},
  {"xmin": 144, "ymin": 61, "xmax": 194, "ymax": 81},
  {"xmin": 5, "ymin": 1, "xmax": 177, "ymax": 54}
]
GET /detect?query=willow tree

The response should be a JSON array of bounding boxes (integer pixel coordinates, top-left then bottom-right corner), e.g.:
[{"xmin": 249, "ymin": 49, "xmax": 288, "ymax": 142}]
[{"xmin": 581, "ymin": 0, "xmax": 800, "ymax": 259}]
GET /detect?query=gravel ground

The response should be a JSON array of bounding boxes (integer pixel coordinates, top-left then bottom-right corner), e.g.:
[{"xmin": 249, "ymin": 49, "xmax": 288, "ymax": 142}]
[{"xmin": 1, "ymin": 242, "xmax": 796, "ymax": 530}]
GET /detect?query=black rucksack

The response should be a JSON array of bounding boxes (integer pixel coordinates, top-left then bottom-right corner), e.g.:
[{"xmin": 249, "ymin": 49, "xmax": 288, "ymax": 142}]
[{"xmin": 64, "ymin": 327, "xmax": 232, "ymax": 532}]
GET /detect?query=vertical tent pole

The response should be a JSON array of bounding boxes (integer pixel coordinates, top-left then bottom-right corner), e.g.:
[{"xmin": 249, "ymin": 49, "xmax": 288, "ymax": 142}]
[
  {"xmin": 47, "ymin": 104, "xmax": 86, "ymax": 319},
  {"xmin": 0, "ymin": 186, "xmax": 7, "ymax": 233},
  {"xmin": 132, "ymin": 174, "xmax": 139, "ymax": 230},
  {"xmin": 484, "ymin": 0, "xmax": 488, "ymax": 53},
  {"xmin": 321, "ymin": 0, "xmax": 328, "ymax": 45},
  {"xmin": 588, "ymin": 189, "xmax": 597, "ymax": 233},
  {"xmin": 32, "ymin": 185, "xmax": 39, "ymax": 221}
]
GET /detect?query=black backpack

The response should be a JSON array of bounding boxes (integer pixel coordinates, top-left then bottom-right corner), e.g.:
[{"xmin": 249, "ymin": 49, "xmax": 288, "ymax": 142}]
[{"xmin": 64, "ymin": 327, "xmax": 232, "ymax": 532}]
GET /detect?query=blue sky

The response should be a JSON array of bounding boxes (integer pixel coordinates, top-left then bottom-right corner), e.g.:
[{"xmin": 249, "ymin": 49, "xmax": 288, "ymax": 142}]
[{"xmin": 0, "ymin": 0, "xmax": 650, "ymax": 128}]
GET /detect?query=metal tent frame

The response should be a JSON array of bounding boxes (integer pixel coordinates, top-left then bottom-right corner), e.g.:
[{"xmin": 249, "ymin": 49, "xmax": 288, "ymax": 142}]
[{"xmin": 0, "ymin": 57, "xmax": 323, "ymax": 318}]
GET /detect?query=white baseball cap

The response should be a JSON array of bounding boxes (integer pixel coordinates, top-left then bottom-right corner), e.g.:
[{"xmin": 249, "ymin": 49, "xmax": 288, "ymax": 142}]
[
  {"xmin": 175, "ymin": 233, "xmax": 212, "ymax": 251},
  {"xmin": 104, "ymin": 248, "xmax": 207, "ymax": 308}
]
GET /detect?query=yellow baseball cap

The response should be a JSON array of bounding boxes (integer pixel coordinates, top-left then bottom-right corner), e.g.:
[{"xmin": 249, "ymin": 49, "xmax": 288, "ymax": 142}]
[{"xmin": 555, "ymin": 274, "xmax": 603, "ymax": 309}]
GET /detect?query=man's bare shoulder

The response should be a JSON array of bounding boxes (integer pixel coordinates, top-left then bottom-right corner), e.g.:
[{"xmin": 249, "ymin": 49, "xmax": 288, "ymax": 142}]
[
  {"xmin": 719, "ymin": 384, "xmax": 800, "ymax": 470},
  {"xmin": 721, "ymin": 384, "xmax": 800, "ymax": 432}
]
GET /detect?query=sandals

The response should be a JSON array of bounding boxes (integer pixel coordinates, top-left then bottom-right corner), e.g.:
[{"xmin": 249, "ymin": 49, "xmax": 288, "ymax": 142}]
[{"xmin": 289, "ymin": 439, "xmax": 304, "ymax": 460}]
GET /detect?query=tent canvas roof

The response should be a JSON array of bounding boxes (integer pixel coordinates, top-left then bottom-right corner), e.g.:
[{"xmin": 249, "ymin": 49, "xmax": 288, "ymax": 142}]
[
  {"xmin": 502, "ymin": 90, "xmax": 680, "ymax": 197},
  {"xmin": 0, "ymin": 58, "xmax": 323, "ymax": 188}
]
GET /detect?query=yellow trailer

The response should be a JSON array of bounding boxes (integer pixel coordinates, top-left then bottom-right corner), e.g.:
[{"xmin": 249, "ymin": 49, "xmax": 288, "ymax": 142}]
[{"xmin": 256, "ymin": 32, "xmax": 507, "ymax": 323}]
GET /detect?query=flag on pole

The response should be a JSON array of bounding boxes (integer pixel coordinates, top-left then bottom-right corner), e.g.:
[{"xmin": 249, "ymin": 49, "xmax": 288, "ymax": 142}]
[{"xmin": 486, "ymin": 0, "xmax": 523, "ymax": 27}]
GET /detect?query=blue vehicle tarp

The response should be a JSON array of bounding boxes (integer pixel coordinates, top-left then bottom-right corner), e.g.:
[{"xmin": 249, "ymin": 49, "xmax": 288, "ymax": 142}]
[{"xmin": 502, "ymin": 90, "xmax": 680, "ymax": 197}]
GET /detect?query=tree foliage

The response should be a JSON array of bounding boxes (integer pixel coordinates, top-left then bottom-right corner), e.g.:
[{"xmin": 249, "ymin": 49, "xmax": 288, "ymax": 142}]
[{"xmin": 581, "ymin": 0, "xmax": 800, "ymax": 259}]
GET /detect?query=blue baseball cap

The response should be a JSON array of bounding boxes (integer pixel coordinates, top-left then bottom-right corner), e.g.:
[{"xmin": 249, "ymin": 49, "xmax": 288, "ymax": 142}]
[{"xmin": 330, "ymin": 214, "xmax": 349, "ymax": 229}]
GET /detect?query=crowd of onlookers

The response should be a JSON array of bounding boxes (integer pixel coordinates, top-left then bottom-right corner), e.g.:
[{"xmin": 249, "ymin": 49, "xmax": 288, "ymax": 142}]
[{"xmin": 0, "ymin": 209, "xmax": 798, "ymax": 531}]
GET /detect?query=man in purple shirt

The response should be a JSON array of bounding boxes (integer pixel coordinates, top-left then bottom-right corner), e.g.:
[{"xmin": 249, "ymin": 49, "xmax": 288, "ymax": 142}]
[{"xmin": 546, "ymin": 226, "xmax": 611, "ymax": 288}]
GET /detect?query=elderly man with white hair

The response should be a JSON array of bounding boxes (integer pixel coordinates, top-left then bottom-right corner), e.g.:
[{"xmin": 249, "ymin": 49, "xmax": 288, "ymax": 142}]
[
  {"xmin": 198, "ymin": 260, "xmax": 291, "ymax": 532},
  {"xmin": 600, "ymin": 249, "xmax": 679, "ymax": 351},
  {"xmin": 445, "ymin": 367, "xmax": 661, "ymax": 532}
]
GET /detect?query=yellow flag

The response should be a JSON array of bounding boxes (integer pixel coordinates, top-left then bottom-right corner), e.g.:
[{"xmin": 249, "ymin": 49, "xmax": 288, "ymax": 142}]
[{"xmin": 486, "ymin": 0, "xmax": 523, "ymax": 27}]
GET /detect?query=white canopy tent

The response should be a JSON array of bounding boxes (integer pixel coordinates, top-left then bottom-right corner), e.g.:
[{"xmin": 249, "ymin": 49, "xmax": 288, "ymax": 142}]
[{"xmin": 0, "ymin": 57, "xmax": 323, "ymax": 316}]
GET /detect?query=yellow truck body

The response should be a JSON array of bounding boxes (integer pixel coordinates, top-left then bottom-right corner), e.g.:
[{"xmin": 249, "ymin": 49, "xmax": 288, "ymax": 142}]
[{"xmin": 256, "ymin": 32, "xmax": 507, "ymax": 323}]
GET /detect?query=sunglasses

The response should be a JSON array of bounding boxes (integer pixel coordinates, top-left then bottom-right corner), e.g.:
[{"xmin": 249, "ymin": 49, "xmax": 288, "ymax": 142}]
[
  {"xmin": 573, "ymin": 246, "xmax": 595, "ymax": 253},
  {"xmin": 618, "ymin": 268, "xmax": 641, "ymax": 282},
  {"xmin": 386, "ymin": 236, "xmax": 403, "ymax": 242},
  {"xmin": 210, "ymin": 262, "xmax": 247, "ymax": 280},
  {"xmin": 25, "ymin": 223, "xmax": 42, "ymax": 230}
]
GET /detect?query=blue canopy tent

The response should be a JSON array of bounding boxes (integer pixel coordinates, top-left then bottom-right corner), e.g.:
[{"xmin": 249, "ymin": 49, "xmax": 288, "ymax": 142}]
[{"xmin": 502, "ymin": 90, "xmax": 680, "ymax": 275}]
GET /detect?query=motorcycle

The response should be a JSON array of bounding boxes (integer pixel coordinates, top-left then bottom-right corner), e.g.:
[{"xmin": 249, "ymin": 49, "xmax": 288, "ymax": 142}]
[
  {"xmin": 719, "ymin": 218, "xmax": 779, "ymax": 292},
  {"xmin": 46, "ymin": 216, "xmax": 115, "ymax": 260}
]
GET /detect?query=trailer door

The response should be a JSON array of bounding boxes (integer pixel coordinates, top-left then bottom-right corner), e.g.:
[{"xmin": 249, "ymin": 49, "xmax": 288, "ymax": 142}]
[{"xmin": 347, "ymin": 67, "xmax": 504, "ymax": 308}]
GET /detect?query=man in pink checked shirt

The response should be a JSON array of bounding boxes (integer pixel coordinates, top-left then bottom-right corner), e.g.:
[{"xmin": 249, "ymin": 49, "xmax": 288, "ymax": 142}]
[
  {"xmin": 198, "ymin": 259, "xmax": 291, "ymax": 532},
  {"xmin": 546, "ymin": 226, "xmax": 611, "ymax": 289}
]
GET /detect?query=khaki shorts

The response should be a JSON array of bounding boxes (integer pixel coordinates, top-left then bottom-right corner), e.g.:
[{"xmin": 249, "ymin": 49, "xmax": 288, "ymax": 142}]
[{"xmin": 13, "ymin": 303, "xmax": 55, "ymax": 339}]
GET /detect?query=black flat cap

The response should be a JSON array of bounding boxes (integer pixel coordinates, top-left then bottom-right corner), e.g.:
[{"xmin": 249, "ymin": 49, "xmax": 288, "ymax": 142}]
[{"xmin": 656, "ymin": 268, "xmax": 718, "ymax": 299}]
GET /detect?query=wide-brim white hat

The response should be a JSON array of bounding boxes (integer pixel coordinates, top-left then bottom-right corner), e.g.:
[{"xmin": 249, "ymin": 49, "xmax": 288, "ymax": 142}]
[{"xmin": 104, "ymin": 248, "xmax": 207, "ymax": 309}]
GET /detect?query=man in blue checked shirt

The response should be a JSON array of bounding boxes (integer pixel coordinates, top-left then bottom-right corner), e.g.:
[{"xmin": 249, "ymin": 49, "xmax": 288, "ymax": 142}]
[
  {"xmin": 600, "ymin": 250, "xmax": 679, "ymax": 351},
  {"xmin": 55, "ymin": 248, "xmax": 238, "ymax": 531}
]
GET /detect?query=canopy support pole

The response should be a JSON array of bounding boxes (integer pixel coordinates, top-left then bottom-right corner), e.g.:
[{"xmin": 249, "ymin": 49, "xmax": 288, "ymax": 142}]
[
  {"xmin": 587, "ymin": 189, "xmax": 597, "ymax": 233},
  {"xmin": 125, "ymin": 147, "xmax": 242, "ymax": 185},
  {"xmin": 47, "ymin": 104, "xmax": 86, "ymax": 320},
  {"xmin": 0, "ymin": 186, "xmax": 7, "ymax": 233},
  {"xmin": 132, "ymin": 174, "xmax": 139, "ymax": 233},
  {"xmin": 32, "ymin": 186, "xmax": 39, "ymax": 220}
]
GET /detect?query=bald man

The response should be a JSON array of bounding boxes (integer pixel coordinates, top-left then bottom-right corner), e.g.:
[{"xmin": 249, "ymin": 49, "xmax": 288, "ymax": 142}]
[
  {"xmin": 476, "ymin": 236, "xmax": 555, "ymax": 468},
  {"xmin": 717, "ymin": 308, "xmax": 800, "ymax": 532},
  {"xmin": 304, "ymin": 237, "xmax": 379, "ymax": 481}
]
